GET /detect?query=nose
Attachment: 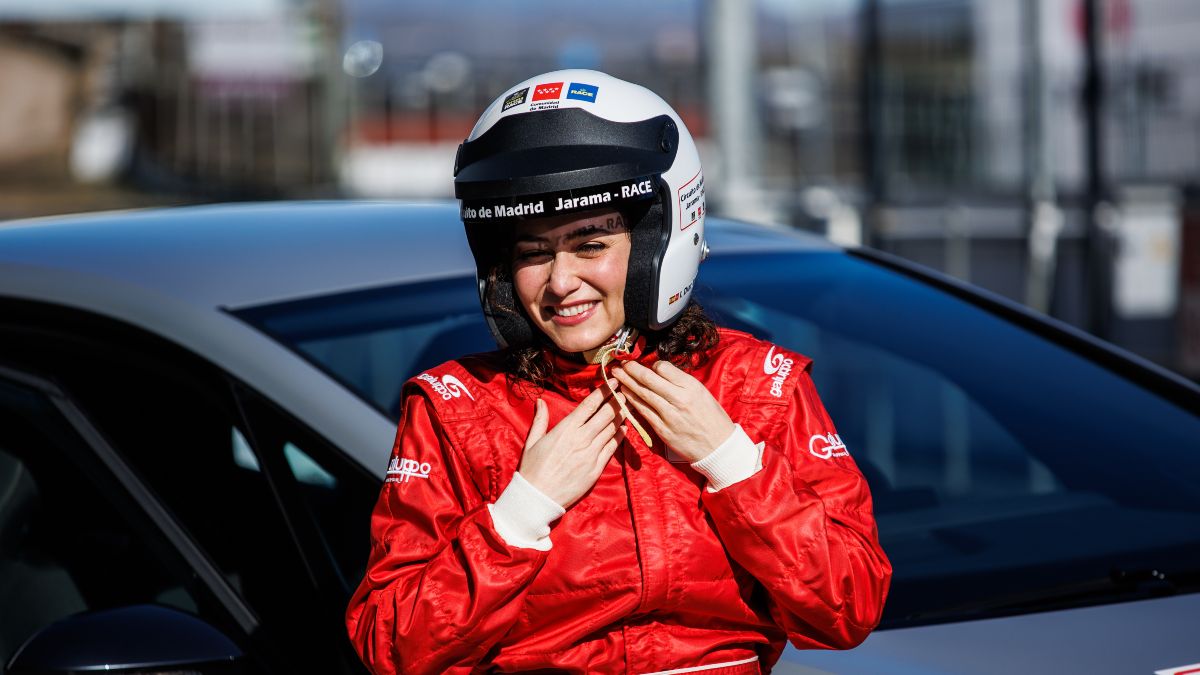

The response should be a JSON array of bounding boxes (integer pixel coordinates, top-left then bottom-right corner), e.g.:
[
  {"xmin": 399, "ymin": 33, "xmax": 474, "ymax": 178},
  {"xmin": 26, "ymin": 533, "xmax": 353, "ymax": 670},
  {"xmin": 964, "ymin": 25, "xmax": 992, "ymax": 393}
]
[{"xmin": 546, "ymin": 251, "xmax": 583, "ymax": 299}]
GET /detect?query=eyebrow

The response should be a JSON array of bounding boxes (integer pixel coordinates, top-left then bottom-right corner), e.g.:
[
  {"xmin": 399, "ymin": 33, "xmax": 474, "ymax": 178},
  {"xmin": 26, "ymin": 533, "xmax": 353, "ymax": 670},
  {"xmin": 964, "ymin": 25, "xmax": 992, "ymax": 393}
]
[
  {"xmin": 563, "ymin": 224, "xmax": 605, "ymax": 242},
  {"xmin": 514, "ymin": 224, "xmax": 607, "ymax": 245}
]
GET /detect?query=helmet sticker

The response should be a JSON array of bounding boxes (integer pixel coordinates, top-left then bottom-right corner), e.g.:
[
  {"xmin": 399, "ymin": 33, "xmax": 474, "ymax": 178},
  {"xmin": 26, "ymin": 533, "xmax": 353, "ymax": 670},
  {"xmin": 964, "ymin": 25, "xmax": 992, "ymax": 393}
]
[
  {"xmin": 566, "ymin": 82, "xmax": 599, "ymax": 103},
  {"xmin": 502, "ymin": 87, "xmax": 529, "ymax": 111},
  {"xmin": 532, "ymin": 82, "xmax": 563, "ymax": 100},
  {"xmin": 461, "ymin": 176, "xmax": 656, "ymax": 223},
  {"xmin": 529, "ymin": 82, "xmax": 564, "ymax": 111},
  {"xmin": 677, "ymin": 169, "xmax": 705, "ymax": 231}
]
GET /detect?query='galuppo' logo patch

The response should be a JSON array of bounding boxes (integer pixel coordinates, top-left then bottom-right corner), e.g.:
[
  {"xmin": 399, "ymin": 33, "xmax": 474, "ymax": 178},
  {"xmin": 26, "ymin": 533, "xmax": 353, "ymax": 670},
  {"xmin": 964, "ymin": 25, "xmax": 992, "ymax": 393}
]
[{"xmin": 763, "ymin": 346, "xmax": 794, "ymax": 398}]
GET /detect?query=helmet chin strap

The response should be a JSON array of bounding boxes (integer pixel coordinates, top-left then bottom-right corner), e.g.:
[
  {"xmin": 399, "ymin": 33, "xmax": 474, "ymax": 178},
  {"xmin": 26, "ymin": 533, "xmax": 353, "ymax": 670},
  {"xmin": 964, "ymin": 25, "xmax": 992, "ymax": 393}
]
[
  {"xmin": 585, "ymin": 326, "xmax": 653, "ymax": 447},
  {"xmin": 583, "ymin": 326, "xmax": 637, "ymax": 365}
]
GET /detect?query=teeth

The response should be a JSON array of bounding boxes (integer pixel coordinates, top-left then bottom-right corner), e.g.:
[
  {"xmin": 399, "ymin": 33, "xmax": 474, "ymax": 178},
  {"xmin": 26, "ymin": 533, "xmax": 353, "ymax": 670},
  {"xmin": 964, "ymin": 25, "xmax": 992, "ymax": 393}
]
[{"xmin": 554, "ymin": 302, "xmax": 597, "ymax": 317}]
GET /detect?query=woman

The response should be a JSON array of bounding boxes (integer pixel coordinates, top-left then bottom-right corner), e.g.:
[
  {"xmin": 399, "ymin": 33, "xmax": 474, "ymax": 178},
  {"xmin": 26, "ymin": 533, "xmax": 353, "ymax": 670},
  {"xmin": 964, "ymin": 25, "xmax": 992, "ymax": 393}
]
[{"xmin": 346, "ymin": 70, "xmax": 891, "ymax": 675}]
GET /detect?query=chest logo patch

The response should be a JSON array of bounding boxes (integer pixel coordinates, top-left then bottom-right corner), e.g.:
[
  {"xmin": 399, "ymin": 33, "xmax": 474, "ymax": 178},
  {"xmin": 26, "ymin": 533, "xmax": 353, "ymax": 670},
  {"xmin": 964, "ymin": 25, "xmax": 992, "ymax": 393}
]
[{"xmin": 763, "ymin": 346, "xmax": 794, "ymax": 397}]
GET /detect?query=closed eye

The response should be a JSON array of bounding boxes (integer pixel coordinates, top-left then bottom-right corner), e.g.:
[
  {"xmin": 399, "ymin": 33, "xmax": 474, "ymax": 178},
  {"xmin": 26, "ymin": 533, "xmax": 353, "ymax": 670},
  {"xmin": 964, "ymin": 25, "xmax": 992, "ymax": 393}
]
[{"xmin": 515, "ymin": 248, "xmax": 552, "ymax": 261}]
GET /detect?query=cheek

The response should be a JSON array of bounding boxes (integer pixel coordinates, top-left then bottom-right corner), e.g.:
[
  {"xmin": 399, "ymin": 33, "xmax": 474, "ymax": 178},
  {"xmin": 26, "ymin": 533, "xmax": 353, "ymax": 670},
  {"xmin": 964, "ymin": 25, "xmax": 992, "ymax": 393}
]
[
  {"xmin": 512, "ymin": 265, "xmax": 545, "ymax": 309},
  {"xmin": 596, "ymin": 251, "xmax": 630, "ymax": 297}
]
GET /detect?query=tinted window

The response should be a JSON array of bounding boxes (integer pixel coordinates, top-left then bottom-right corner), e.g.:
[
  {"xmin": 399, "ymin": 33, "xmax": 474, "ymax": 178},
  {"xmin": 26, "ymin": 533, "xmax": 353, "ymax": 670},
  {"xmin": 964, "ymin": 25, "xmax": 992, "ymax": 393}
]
[
  {"xmin": 699, "ymin": 252, "xmax": 1200, "ymax": 622},
  {"xmin": 0, "ymin": 313, "xmax": 356, "ymax": 672},
  {"xmin": 234, "ymin": 387, "xmax": 379, "ymax": 596},
  {"xmin": 0, "ymin": 374, "xmax": 212, "ymax": 664},
  {"xmin": 240, "ymin": 250, "xmax": 1200, "ymax": 625},
  {"xmin": 234, "ymin": 277, "xmax": 492, "ymax": 417}
]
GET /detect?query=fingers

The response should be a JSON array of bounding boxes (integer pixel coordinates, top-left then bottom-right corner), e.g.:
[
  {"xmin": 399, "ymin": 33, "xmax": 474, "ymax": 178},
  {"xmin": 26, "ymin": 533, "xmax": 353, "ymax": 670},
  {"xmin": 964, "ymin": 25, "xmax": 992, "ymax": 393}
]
[
  {"xmin": 597, "ymin": 437, "xmax": 619, "ymax": 465},
  {"xmin": 524, "ymin": 398, "xmax": 548, "ymax": 450},
  {"xmin": 564, "ymin": 379, "xmax": 618, "ymax": 425},
  {"xmin": 621, "ymin": 386, "xmax": 665, "ymax": 433},
  {"xmin": 619, "ymin": 361, "xmax": 683, "ymax": 402},
  {"xmin": 612, "ymin": 363, "xmax": 675, "ymax": 413},
  {"xmin": 651, "ymin": 359, "xmax": 693, "ymax": 387},
  {"xmin": 580, "ymin": 395, "xmax": 620, "ymax": 436}
]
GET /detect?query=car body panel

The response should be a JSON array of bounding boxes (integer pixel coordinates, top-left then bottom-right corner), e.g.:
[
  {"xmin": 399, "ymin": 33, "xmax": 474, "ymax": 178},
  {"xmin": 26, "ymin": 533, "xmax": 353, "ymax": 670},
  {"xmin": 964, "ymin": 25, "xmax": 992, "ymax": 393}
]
[{"xmin": 778, "ymin": 592, "xmax": 1200, "ymax": 674}]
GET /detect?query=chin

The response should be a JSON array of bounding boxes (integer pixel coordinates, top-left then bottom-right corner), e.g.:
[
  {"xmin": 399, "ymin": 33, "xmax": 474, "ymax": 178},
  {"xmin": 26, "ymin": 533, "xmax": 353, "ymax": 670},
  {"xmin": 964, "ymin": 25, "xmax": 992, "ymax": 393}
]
[
  {"xmin": 547, "ymin": 333, "xmax": 605, "ymax": 354},
  {"xmin": 541, "ymin": 323, "xmax": 618, "ymax": 354}
]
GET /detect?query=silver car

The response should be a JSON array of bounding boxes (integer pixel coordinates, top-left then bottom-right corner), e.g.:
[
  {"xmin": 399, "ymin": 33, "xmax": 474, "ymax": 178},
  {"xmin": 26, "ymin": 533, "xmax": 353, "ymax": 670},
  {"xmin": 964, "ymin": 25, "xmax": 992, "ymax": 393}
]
[{"xmin": 1, "ymin": 202, "xmax": 1197, "ymax": 674}]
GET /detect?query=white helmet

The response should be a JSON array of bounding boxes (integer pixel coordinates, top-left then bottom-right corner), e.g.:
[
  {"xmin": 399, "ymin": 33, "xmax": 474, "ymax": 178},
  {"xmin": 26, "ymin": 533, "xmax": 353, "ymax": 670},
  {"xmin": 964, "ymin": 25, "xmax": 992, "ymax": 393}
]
[{"xmin": 454, "ymin": 69, "xmax": 707, "ymax": 348}]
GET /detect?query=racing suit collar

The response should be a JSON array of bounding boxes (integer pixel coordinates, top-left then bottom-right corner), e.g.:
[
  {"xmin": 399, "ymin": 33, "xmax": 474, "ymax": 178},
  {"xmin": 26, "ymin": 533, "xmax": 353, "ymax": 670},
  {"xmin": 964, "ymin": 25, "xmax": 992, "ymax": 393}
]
[{"xmin": 542, "ymin": 333, "xmax": 653, "ymax": 401}]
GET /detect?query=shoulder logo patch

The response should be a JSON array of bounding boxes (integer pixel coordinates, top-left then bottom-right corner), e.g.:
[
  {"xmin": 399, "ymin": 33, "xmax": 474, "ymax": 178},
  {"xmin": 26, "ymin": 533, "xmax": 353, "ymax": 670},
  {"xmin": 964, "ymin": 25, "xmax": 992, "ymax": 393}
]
[
  {"xmin": 763, "ymin": 346, "xmax": 795, "ymax": 398},
  {"xmin": 418, "ymin": 372, "xmax": 475, "ymax": 401},
  {"xmin": 809, "ymin": 433, "xmax": 849, "ymax": 460}
]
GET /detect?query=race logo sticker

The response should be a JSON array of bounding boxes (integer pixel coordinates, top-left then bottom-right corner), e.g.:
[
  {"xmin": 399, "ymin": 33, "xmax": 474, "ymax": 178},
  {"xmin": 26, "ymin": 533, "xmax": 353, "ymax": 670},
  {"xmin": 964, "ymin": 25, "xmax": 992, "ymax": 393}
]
[
  {"xmin": 763, "ymin": 346, "xmax": 794, "ymax": 397},
  {"xmin": 502, "ymin": 87, "xmax": 528, "ymax": 111},
  {"xmin": 386, "ymin": 456, "xmax": 432, "ymax": 484},
  {"xmin": 461, "ymin": 177, "xmax": 657, "ymax": 222},
  {"xmin": 809, "ymin": 433, "xmax": 849, "ymax": 460},
  {"xmin": 418, "ymin": 372, "xmax": 475, "ymax": 401},
  {"xmin": 677, "ymin": 170, "xmax": 705, "ymax": 231},
  {"xmin": 532, "ymin": 82, "xmax": 563, "ymax": 101},
  {"xmin": 566, "ymin": 82, "xmax": 599, "ymax": 103}
]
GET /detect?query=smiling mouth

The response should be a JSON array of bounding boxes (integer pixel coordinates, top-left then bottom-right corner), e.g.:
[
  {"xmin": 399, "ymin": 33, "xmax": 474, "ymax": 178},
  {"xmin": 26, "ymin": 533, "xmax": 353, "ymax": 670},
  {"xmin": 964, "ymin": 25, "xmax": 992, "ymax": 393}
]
[{"xmin": 550, "ymin": 301, "xmax": 598, "ymax": 318}]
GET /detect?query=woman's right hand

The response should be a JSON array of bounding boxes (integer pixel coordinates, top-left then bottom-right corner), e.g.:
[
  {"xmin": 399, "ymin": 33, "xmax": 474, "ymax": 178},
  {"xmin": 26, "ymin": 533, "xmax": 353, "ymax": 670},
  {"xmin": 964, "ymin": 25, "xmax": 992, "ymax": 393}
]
[{"xmin": 519, "ymin": 382, "xmax": 624, "ymax": 508}]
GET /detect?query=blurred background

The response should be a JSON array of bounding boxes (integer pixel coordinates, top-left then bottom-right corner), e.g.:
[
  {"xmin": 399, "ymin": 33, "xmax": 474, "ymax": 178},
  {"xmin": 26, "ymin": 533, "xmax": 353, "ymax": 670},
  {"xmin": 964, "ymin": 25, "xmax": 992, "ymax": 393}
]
[{"xmin": 1, "ymin": 0, "xmax": 1197, "ymax": 382}]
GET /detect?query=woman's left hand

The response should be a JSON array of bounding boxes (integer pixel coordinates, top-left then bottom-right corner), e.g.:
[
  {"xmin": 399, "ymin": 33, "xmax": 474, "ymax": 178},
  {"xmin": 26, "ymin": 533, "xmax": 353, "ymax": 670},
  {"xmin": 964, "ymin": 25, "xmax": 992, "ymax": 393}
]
[{"xmin": 611, "ymin": 360, "xmax": 735, "ymax": 463}]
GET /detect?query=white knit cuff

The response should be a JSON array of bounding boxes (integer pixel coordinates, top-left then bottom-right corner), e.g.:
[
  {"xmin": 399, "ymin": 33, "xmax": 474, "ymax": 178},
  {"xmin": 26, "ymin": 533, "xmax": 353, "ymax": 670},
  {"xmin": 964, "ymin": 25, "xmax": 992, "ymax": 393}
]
[
  {"xmin": 488, "ymin": 471, "xmax": 566, "ymax": 551},
  {"xmin": 691, "ymin": 424, "xmax": 764, "ymax": 493}
]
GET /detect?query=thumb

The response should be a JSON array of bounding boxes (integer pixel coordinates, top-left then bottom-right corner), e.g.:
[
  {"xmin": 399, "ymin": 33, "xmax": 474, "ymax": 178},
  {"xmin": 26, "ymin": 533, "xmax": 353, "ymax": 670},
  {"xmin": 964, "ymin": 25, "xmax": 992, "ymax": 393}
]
[{"xmin": 524, "ymin": 398, "xmax": 549, "ymax": 450}]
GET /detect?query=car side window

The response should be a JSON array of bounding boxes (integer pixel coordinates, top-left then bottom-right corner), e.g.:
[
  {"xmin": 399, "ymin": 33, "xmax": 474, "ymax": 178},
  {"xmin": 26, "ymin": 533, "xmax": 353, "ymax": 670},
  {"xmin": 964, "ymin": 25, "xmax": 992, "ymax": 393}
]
[
  {"xmin": 702, "ymin": 252, "xmax": 1200, "ymax": 625},
  {"xmin": 233, "ymin": 275, "xmax": 493, "ymax": 417},
  {"xmin": 233, "ymin": 386, "xmax": 379, "ymax": 596},
  {"xmin": 0, "ymin": 316, "xmax": 350, "ymax": 672},
  {"xmin": 0, "ymin": 373, "xmax": 210, "ymax": 666},
  {"xmin": 708, "ymin": 295, "xmax": 1056, "ymax": 511}
]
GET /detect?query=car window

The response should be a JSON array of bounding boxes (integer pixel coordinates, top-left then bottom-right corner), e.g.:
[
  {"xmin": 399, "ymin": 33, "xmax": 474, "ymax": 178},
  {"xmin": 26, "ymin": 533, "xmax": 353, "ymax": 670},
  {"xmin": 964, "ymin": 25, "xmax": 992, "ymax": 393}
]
[
  {"xmin": 0, "ymin": 373, "xmax": 213, "ymax": 665},
  {"xmin": 0, "ymin": 314, "xmax": 353, "ymax": 673},
  {"xmin": 233, "ymin": 386, "xmax": 379, "ymax": 597},
  {"xmin": 239, "ymin": 251, "xmax": 1200, "ymax": 626},
  {"xmin": 232, "ymin": 276, "xmax": 493, "ymax": 417},
  {"xmin": 699, "ymin": 252, "xmax": 1200, "ymax": 624}
]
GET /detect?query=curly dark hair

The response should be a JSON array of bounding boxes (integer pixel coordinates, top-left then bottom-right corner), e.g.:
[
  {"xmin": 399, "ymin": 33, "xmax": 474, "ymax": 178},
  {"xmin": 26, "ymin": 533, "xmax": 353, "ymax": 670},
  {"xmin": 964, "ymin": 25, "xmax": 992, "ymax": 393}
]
[{"xmin": 484, "ymin": 260, "xmax": 719, "ymax": 392}]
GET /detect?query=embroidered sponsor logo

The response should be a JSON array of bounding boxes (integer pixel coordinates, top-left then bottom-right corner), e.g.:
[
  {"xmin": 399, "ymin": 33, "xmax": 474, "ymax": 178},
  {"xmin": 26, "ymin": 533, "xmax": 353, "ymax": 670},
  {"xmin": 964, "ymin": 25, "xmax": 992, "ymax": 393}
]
[
  {"xmin": 763, "ymin": 346, "xmax": 794, "ymax": 397},
  {"xmin": 502, "ymin": 87, "xmax": 529, "ymax": 111},
  {"xmin": 386, "ymin": 456, "xmax": 432, "ymax": 483},
  {"xmin": 418, "ymin": 372, "xmax": 475, "ymax": 401},
  {"xmin": 565, "ymin": 82, "xmax": 598, "ymax": 102},
  {"xmin": 809, "ymin": 433, "xmax": 849, "ymax": 460},
  {"xmin": 532, "ymin": 82, "xmax": 563, "ymax": 101}
]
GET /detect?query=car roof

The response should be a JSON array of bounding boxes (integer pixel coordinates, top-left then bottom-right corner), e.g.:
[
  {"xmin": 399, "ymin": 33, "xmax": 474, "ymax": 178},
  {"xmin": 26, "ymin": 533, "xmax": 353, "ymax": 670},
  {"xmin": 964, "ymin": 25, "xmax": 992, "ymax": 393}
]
[{"xmin": 0, "ymin": 201, "xmax": 836, "ymax": 310}]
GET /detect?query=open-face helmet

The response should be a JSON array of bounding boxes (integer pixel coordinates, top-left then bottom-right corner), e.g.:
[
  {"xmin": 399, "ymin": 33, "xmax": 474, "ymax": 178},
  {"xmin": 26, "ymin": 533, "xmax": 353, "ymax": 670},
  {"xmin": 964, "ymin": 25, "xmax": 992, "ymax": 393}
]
[{"xmin": 454, "ymin": 69, "xmax": 707, "ymax": 348}]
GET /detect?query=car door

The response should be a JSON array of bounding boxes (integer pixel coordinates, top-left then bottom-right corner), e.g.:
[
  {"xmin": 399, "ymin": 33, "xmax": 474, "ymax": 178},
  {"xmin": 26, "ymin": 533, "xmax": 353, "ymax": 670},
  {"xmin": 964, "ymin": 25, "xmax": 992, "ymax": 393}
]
[
  {"xmin": 0, "ymin": 365, "xmax": 251, "ymax": 671},
  {"xmin": 0, "ymin": 301, "xmax": 371, "ymax": 674}
]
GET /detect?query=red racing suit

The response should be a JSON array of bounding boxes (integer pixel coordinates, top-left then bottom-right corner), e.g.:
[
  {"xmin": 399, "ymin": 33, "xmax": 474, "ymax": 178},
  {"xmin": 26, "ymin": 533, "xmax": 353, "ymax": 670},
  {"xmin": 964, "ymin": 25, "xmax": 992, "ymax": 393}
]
[{"xmin": 346, "ymin": 328, "xmax": 891, "ymax": 674}]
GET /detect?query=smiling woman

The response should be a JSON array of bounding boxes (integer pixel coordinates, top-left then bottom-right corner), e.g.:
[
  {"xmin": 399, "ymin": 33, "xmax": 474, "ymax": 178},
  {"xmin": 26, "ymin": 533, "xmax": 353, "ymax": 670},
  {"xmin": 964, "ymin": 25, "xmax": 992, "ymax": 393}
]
[
  {"xmin": 510, "ymin": 208, "xmax": 632, "ymax": 353},
  {"xmin": 345, "ymin": 70, "xmax": 892, "ymax": 675}
]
